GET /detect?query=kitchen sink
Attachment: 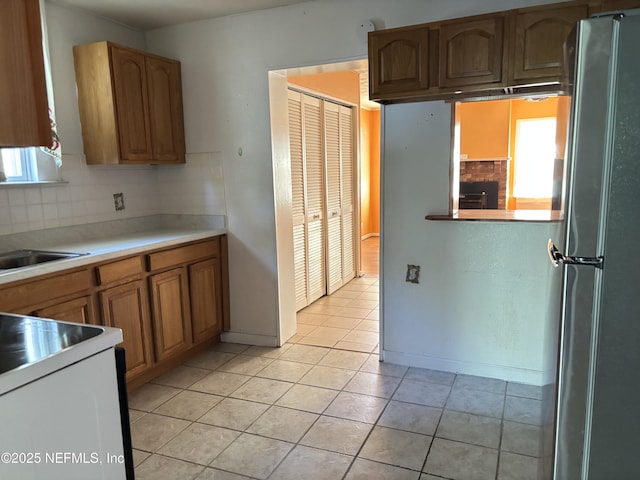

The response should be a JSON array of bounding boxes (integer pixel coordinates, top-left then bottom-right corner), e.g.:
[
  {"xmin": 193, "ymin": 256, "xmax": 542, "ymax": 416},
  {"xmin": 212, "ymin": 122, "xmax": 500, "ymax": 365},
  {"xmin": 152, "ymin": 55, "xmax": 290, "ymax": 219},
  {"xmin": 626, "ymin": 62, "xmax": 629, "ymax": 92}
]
[{"xmin": 0, "ymin": 250, "xmax": 88, "ymax": 270}]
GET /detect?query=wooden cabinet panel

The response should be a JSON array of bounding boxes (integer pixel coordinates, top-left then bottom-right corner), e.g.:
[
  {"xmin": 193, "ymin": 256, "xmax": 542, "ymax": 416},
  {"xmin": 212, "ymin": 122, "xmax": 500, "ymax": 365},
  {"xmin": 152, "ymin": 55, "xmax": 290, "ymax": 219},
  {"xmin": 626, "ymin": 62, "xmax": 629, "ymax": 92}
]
[
  {"xmin": 73, "ymin": 41, "xmax": 185, "ymax": 165},
  {"xmin": 35, "ymin": 295, "xmax": 96, "ymax": 325},
  {"xmin": 149, "ymin": 268, "xmax": 192, "ymax": 362},
  {"xmin": 111, "ymin": 46, "xmax": 153, "ymax": 163},
  {"xmin": 512, "ymin": 4, "xmax": 588, "ymax": 83},
  {"xmin": 146, "ymin": 57, "xmax": 185, "ymax": 164},
  {"xmin": 599, "ymin": 0, "xmax": 640, "ymax": 10},
  {"xmin": 0, "ymin": 0, "xmax": 50, "ymax": 147},
  {"xmin": 95, "ymin": 256, "xmax": 143, "ymax": 286},
  {"xmin": 368, "ymin": 26, "xmax": 430, "ymax": 99},
  {"xmin": 73, "ymin": 42, "xmax": 120, "ymax": 164},
  {"xmin": 0, "ymin": 269, "xmax": 91, "ymax": 313},
  {"xmin": 147, "ymin": 238, "xmax": 220, "ymax": 271},
  {"xmin": 100, "ymin": 280, "xmax": 153, "ymax": 380},
  {"xmin": 189, "ymin": 258, "xmax": 222, "ymax": 343},
  {"xmin": 439, "ymin": 16, "xmax": 505, "ymax": 89}
]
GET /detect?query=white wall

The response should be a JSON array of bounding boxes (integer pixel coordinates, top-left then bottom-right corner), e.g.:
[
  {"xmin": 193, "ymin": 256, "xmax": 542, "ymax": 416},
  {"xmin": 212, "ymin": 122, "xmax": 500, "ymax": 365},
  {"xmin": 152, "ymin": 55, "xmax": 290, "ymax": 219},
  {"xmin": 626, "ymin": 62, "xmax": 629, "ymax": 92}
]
[
  {"xmin": 382, "ymin": 102, "xmax": 564, "ymax": 384},
  {"xmin": 145, "ymin": 0, "xmax": 559, "ymax": 348}
]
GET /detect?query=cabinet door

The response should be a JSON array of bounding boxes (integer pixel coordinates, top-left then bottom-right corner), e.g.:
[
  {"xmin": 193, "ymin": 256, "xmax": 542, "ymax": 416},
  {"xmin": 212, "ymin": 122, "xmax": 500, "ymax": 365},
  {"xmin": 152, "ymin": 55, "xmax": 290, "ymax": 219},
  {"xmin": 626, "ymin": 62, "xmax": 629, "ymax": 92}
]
[
  {"xmin": 149, "ymin": 268, "xmax": 193, "ymax": 362},
  {"xmin": 110, "ymin": 46, "xmax": 153, "ymax": 163},
  {"xmin": 368, "ymin": 26, "xmax": 430, "ymax": 99},
  {"xmin": 439, "ymin": 16, "xmax": 505, "ymax": 89},
  {"xmin": 146, "ymin": 56, "xmax": 185, "ymax": 164},
  {"xmin": 512, "ymin": 4, "xmax": 588, "ymax": 83},
  {"xmin": 0, "ymin": 0, "xmax": 50, "ymax": 147},
  {"xmin": 35, "ymin": 295, "xmax": 96, "ymax": 325},
  {"xmin": 100, "ymin": 280, "xmax": 153, "ymax": 379},
  {"xmin": 189, "ymin": 258, "xmax": 222, "ymax": 343}
]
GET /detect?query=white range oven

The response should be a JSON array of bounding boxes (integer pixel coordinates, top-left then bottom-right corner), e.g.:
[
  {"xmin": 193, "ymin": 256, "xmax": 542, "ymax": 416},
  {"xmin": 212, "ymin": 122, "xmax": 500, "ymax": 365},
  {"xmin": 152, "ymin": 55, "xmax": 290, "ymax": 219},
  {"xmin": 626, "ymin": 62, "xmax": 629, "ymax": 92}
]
[{"xmin": 0, "ymin": 313, "xmax": 133, "ymax": 480}]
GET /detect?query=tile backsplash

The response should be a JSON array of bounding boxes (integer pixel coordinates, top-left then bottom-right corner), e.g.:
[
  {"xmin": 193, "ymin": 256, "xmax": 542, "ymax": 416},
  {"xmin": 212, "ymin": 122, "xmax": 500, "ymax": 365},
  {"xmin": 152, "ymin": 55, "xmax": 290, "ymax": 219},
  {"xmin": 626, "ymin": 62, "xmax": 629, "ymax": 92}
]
[{"xmin": 0, "ymin": 152, "xmax": 227, "ymax": 236}]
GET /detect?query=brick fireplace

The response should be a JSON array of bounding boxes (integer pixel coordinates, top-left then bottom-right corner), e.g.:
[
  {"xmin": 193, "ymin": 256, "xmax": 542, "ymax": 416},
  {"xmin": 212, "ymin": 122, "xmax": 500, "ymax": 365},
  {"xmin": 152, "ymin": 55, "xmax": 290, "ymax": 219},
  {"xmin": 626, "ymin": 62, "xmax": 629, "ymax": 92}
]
[{"xmin": 459, "ymin": 160, "xmax": 508, "ymax": 209}]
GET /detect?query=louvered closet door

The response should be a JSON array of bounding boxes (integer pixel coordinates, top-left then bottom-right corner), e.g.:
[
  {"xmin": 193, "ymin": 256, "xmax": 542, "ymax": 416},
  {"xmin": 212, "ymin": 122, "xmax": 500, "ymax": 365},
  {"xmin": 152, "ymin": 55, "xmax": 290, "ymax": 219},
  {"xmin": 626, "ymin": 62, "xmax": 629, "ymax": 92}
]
[
  {"xmin": 288, "ymin": 89, "xmax": 356, "ymax": 310},
  {"xmin": 303, "ymin": 95, "xmax": 326, "ymax": 304},
  {"xmin": 288, "ymin": 90, "xmax": 308, "ymax": 310},
  {"xmin": 339, "ymin": 105, "xmax": 356, "ymax": 282},
  {"xmin": 324, "ymin": 102, "xmax": 344, "ymax": 294}
]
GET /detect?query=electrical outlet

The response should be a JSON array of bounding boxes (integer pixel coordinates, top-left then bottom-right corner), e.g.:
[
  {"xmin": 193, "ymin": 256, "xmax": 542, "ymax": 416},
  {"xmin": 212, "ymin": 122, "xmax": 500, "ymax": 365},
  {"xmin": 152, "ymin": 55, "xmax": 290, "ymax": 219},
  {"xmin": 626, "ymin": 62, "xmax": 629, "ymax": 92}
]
[
  {"xmin": 113, "ymin": 192, "xmax": 125, "ymax": 211},
  {"xmin": 406, "ymin": 264, "xmax": 420, "ymax": 284}
]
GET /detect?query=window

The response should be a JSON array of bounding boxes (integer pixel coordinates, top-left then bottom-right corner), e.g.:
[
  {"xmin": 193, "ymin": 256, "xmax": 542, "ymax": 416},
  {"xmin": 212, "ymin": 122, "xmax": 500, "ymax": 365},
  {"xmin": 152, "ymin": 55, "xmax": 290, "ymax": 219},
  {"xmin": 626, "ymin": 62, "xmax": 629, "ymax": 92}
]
[
  {"xmin": 452, "ymin": 95, "xmax": 568, "ymax": 214},
  {"xmin": 1, "ymin": 148, "xmax": 38, "ymax": 182},
  {"xmin": 513, "ymin": 118, "xmax": 556, "ymax": 199}
]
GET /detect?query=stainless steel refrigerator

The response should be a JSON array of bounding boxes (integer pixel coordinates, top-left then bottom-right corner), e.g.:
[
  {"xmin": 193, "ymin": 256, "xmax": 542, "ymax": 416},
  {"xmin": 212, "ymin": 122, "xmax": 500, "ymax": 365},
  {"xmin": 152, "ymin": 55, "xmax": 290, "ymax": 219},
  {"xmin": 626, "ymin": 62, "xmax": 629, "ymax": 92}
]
[{"xmin": 549, "ymin": 9, "xmax": 640, "ymax": 480}]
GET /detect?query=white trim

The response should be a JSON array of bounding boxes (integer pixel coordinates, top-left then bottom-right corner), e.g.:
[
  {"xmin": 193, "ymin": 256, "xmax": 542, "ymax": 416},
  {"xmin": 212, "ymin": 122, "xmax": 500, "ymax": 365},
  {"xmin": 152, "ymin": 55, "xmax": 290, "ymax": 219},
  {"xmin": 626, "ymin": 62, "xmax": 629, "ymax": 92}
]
[
  {"xmin": 382, "ymin": 349, "xmax": 551, "ymax": 386},
  {"xmin": 287, "ymin": 85, "xmax": 358, "ymax": 110},
  {"xmin": 221, "ymin": 332, "xmax": 280, "ymax": 347},
  {"xmin": 379, "ymin": 105, "xmax": 386, "ymax": 361},
  {"xmin": 0, "ymin": 181, "xmax": 68, "ymax": 188}
]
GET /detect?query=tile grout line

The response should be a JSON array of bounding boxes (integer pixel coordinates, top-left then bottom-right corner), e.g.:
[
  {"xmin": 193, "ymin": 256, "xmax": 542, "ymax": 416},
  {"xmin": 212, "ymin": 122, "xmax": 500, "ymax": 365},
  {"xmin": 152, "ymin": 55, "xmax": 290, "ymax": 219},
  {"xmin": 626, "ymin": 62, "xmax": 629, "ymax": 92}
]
[{"xmin": 133, "ymin": 354, "xmax": 545, "ymax": 478}]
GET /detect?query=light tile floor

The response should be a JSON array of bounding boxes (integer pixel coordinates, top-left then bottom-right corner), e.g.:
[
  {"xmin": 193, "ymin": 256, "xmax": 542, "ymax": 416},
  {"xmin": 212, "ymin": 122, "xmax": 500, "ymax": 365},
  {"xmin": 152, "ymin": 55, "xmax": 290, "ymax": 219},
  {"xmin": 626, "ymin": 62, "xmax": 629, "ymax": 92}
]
[
  {"xmin": 287, "ymin": 276, "xmax": 380, "ymax": 352},
  {"xmin": 131, "ymin": 273, "xmax": 543, "ymax": 480}
]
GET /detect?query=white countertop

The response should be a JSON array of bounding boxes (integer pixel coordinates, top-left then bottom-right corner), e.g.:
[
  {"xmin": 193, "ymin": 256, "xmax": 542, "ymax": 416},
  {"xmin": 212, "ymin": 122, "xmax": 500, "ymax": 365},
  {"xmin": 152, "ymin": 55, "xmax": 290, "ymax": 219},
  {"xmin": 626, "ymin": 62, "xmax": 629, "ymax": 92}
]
[
  {"xmin": 0, "ymin": 228, "xmax": 226, "ymax": 285},
  {"xmin": 0, "ymin": 313, "xmax": 123, "ymax": 396}
]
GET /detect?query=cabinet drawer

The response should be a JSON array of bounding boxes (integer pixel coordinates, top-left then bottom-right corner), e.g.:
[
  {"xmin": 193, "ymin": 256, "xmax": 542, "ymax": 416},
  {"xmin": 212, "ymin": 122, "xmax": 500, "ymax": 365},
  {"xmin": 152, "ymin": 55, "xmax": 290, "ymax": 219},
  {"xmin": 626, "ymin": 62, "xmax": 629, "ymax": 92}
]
[
  {"xmin": 95, "ymin": 256, "xmax": 143, "ymax": 286},
  {"xmin": 0, "ymin": 269, "xmax": 91, "ymax": 312},
  {"xmin": 147, "ymin": 238, "xmax": 220, "ymax": 271}
]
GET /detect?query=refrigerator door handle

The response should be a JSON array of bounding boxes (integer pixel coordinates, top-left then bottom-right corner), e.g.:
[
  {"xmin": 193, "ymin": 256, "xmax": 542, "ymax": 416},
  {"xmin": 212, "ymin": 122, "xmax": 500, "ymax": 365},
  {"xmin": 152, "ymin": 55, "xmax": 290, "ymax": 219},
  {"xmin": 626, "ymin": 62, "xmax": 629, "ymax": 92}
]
[{"xmin": 548, "ymin": 239, "xmax": 604, "ymax": 269}]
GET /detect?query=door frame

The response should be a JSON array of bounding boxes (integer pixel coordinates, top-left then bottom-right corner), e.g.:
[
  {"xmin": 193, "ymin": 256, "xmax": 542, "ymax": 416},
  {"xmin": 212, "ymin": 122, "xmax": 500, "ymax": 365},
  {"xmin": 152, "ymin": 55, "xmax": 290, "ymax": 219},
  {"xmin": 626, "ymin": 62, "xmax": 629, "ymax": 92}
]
[{"xmin": 268, "ymin": 59, "xmax": 367, "ymax": 346}]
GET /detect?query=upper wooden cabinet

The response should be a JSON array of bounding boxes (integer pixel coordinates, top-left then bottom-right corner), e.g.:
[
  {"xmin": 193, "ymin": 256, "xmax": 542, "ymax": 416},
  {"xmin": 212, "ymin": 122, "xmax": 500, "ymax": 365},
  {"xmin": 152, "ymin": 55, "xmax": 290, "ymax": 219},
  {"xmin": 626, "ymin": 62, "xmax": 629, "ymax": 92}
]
[
  {"xmin": 73, "ymin": 41, "xmax": 185, "ymax": 165},
  {"xmin": 368, "ymin": 0, "xmax": 603, "ymax": 103},
  {"xmin": 368, "ymin": 26, "xmax": 431, "ymax": 99},
  {"xmin": 110, "ymin": 46, "xmax": 153, "ymax": 163},
  {"xmin": 146, "ymin": 57, "xmax": 186, "ymax": 164},
  {"xmin": 510, "ymin": 4, "xmax": 589, "ymax": 84},
  {"xmin": 439, "ymin": 16, "xmax": 506, "ymax": 90},
  {"xmin": 0, "ymin": 0, "xmax": 51, "ymax": 147},
  {"xmin": 599, "ymin": 0, "xmax": 640, "ymax": 10}
]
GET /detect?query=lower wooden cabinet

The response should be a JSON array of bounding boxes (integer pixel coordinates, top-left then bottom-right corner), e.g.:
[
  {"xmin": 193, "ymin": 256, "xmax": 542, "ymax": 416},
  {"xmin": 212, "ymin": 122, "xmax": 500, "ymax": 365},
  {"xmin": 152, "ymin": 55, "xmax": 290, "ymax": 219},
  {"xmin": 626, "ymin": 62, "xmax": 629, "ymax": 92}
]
[
  {"xmin": 189, "ymin": 258, "xmax": 223, "ymax": 343},
  {"xmin": 0, "ymin": 235, "xmax": 228, "ymax": 387},
  {"xmin": 99, "ymin": 280, "xmax": 154, "ymax": 381},
  {"xmin": 35, "ymin": 295, "xmax": 96, "ymax": 325},
  {"xmin": 149, "ymin": 267, "xmax": 193, "ymax": 362}
]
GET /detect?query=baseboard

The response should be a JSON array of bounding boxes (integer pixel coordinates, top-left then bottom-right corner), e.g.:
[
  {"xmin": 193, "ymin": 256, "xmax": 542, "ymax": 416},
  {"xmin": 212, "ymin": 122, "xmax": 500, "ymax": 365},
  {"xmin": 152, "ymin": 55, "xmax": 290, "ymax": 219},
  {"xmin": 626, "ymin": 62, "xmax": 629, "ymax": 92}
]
[
  {"xmin": 382, "ymin": 349, "xmax": 547, "ymax": 386},
  {"xmin": 220, "ymin": 331, "xmax": 279, "ymax": 347},
  {"xmin": 361, "ymin": 232, "xmax": 380, "ymax": 241}
]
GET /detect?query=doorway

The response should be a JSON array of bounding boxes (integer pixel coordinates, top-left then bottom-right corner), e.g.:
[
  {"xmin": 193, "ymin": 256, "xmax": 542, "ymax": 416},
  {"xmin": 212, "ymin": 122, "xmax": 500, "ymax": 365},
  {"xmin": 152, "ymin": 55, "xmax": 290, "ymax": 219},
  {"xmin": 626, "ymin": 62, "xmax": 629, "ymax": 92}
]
[{"xmin": 268, "ymin": 59, "xmax": 380, "ymax": 346}]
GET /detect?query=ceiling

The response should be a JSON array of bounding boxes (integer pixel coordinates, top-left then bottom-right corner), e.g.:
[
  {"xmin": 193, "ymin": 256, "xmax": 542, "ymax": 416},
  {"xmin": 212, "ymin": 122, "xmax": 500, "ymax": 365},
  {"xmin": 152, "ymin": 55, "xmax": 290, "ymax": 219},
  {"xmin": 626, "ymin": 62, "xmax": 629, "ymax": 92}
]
[{"xmin": 48, "ymin": 0, "xmax": 310, "ymax": 30}]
